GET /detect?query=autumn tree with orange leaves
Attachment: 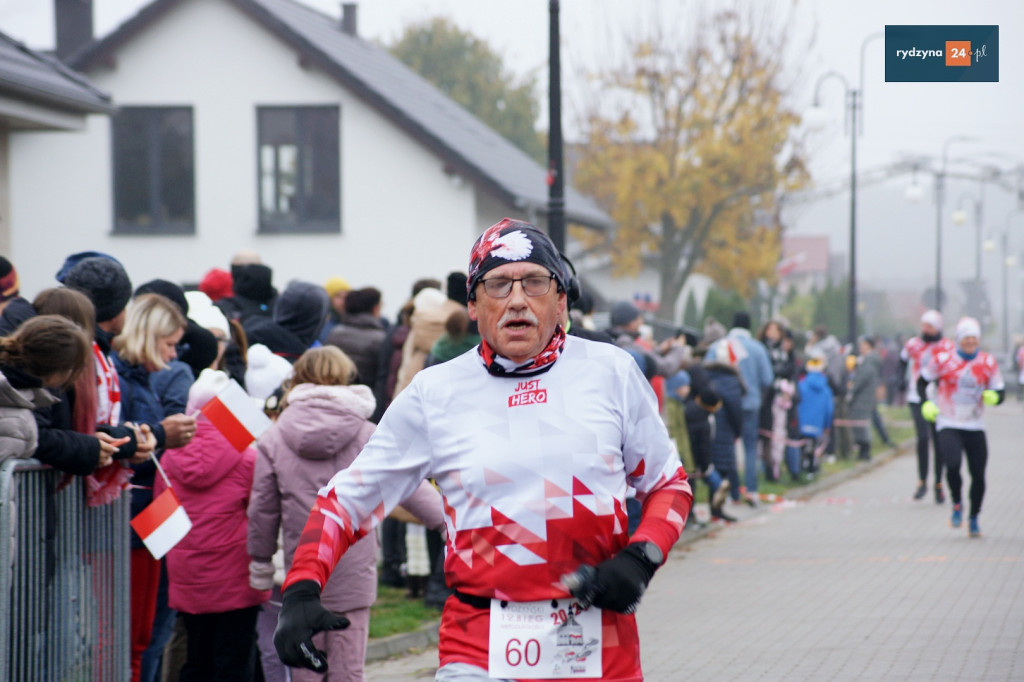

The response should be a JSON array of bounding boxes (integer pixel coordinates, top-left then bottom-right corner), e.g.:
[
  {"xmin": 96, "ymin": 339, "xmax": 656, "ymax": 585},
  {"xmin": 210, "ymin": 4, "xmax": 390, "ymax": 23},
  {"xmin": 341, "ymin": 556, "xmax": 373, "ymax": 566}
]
[{"xmin": 573, "ymin": 8, "xmax": 809, "ymax": 319}]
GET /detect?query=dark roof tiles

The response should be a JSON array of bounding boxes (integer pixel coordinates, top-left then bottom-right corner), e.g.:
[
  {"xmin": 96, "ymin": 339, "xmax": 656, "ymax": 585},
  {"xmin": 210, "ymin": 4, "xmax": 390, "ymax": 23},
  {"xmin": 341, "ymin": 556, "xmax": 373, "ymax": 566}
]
[{"xmin": 0, "ymin": 29, "xmax": 113, "ymax": 116}]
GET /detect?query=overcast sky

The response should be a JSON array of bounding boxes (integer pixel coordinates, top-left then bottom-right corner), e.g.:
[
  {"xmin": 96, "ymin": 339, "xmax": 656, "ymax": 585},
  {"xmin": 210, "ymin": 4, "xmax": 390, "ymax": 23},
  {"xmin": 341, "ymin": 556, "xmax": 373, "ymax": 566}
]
[{"xmin": 3, "ymin": 0, "xmax": 1023, "ymax": 306}]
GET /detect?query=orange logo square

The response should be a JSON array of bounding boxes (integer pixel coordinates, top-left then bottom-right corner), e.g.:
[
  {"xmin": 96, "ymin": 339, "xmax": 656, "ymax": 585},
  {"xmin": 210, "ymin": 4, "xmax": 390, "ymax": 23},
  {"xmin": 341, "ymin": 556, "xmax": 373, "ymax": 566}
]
[{"xmin": 946, "ymin": 41, "xmax": 971, "ymax": 66}]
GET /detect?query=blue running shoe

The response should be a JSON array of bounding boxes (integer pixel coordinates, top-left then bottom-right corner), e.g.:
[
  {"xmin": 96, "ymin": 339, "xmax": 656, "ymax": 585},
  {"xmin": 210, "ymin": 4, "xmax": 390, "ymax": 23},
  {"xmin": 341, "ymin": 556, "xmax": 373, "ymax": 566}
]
[
  {"xmin": 950, "ymin": 504, "xmax": 962, "ymax": 529},
  {"xmin": 969, "ymin": 516, "xmax": 981, "ymax": 538}
]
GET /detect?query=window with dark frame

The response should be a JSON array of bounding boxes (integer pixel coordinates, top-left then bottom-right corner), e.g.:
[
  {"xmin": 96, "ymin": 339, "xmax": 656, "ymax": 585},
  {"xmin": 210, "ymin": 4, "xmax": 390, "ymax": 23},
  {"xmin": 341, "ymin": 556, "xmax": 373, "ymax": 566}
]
[
  {"xmin": 257, "ymin": 106, "xmax": 340, "ymax": 233},
  {"xmin": 112, "ymin": 107, "xmax": 195, "ymax": 235}
]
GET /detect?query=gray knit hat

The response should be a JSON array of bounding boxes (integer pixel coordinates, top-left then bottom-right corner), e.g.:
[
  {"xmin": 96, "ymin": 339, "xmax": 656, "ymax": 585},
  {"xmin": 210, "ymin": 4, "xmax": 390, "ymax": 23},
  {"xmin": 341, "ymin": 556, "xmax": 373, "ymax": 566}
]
[{"xmin": 64, "ymin": 257, "xmax": 133, "ymax": 323}]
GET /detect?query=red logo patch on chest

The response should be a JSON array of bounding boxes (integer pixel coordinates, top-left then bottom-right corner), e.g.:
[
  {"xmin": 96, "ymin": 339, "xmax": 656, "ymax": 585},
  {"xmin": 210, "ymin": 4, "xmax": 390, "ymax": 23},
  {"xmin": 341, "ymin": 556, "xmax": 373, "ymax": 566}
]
[{"xmin": 509, "ymin": 379, "xmax": 547, "ymax": 407}]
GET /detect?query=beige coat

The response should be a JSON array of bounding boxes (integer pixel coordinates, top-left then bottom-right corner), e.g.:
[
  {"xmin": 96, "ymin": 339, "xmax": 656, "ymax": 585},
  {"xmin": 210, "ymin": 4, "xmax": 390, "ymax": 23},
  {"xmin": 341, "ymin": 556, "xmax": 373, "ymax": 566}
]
[{"xmin": 393, "ymin": 291, "xmax": 464, "ymax": 397}]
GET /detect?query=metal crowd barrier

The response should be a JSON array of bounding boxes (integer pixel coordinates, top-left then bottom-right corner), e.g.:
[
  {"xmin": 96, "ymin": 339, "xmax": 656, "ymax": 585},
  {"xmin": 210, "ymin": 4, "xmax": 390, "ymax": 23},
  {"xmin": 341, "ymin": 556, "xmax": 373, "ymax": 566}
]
[{"xmin": 0, "ymin": 459, "xmax": 130, "ymax": 681}]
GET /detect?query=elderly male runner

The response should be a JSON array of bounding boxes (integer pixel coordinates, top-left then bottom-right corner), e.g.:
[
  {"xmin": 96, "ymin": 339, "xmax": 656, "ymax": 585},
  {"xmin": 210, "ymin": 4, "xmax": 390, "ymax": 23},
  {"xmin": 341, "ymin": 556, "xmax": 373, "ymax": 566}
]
[{"xmin": 275, "ymin": 218, "xmax": 693, "ymax": 680}]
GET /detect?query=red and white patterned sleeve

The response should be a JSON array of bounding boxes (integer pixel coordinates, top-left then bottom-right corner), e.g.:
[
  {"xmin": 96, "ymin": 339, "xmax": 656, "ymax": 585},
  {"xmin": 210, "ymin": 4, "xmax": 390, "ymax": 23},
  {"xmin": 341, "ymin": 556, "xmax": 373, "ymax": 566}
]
[
  {"xmin": 283, "ymin": 381, "xmax": 435, "ymax": 590},
  {"xmin": 619, "ymin": 358, "xmax": 693, "ymax": 559}
]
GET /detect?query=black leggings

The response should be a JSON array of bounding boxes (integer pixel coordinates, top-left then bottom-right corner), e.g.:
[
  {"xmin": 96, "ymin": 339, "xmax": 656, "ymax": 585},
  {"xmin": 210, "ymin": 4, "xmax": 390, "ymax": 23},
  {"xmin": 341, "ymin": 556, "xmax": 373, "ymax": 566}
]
[
  {"xmin": 938, "ymin": 428, "xmax": 988, "ymax": 517},
  {"xmin": 180, "ymin": 605, "xmax": 260, "ymax": 681},
  {"xmin": 910, "ymin": 402, "xmax": 943, "ymax": 484}
]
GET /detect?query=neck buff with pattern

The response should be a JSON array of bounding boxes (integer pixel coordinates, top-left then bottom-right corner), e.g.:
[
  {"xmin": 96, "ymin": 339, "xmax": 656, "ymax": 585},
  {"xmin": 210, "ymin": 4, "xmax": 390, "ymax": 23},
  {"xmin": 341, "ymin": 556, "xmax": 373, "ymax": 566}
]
[{"xmin": 478, "ymin": 325, "xmax": 566, "ymax": 377}]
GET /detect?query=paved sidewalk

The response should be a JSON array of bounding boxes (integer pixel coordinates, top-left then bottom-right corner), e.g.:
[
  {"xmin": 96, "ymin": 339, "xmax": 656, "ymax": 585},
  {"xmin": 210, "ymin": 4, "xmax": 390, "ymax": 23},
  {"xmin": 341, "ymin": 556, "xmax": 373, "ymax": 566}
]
[{"xmin": 365, "ymin": 407, "xmax": 1023, "ymax": 680}]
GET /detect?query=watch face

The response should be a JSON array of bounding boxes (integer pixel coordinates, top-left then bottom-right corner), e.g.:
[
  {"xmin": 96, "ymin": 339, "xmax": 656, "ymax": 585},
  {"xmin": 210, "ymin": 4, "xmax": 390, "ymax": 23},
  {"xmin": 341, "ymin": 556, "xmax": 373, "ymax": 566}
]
[{"xmin": 642, "ymin": 542, "xmax": 663, "ymax": 565}]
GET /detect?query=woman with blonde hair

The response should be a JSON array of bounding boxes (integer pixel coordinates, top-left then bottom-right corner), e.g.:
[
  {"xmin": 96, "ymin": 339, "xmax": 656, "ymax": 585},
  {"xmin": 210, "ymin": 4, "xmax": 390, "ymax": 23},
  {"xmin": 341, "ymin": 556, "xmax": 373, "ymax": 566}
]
[
  {"xmin": 111, "ymin": 292, "xmax": 196, "ymax": 682},
  {"xmin": 248, "ymin": 346, "xmax": 444, "ymax": 682}
]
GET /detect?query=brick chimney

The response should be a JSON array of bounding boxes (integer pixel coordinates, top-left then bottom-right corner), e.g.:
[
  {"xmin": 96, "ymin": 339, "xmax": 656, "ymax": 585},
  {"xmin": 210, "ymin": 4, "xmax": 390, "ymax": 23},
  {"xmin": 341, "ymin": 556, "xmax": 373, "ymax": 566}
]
[
  {"xmin": 341, "ymin": 3, "xmax": 357, "ymax": 37},
  {"xmin": 55, "ymin": 0, "xmax": 94, "ymax": 62}
]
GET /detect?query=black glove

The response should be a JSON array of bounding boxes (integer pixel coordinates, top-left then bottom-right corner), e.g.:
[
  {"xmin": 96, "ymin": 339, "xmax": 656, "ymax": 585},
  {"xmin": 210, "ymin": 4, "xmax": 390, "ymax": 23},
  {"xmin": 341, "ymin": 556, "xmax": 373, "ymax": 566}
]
[
  {"xmin": 565, "ymin": 543, "xmax": 660, "ymax": 615},
  {"xmin": 274, "ymin": 580, "xmax": 350, "ymax": 672}
]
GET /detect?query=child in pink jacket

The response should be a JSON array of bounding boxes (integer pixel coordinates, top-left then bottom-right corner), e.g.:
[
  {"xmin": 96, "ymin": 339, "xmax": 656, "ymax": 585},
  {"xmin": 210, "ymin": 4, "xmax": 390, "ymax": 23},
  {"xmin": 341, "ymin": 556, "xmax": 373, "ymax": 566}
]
[
  {"xmin": 155, "ymin": 369, "xmax": 270, "ymax": 680},
  {"xmin": 248, "ymin": 346, "xmax": 444, "ymax": 682}
]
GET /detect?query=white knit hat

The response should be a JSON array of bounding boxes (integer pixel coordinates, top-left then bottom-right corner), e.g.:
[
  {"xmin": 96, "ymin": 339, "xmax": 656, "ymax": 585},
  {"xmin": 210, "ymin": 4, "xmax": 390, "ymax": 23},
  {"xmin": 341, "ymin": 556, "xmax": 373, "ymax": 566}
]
[
  {"xmin": 920, "ymin": 309, "xmax": 943, "ymax": 331},
  {"xmin": 412, "ymin": 287, "xmax": 447, "ymax": 312},
  {"xmin": 955, "ymin": 317, "xmax": 981, "ymax": 343},
  {"xmin": 185, "ymin": 290, "xmax": 230, "ymax": 337},
  {"xmin": 245, "ymin": 344, "xmax": 294, "ymax": 400},
  {"xmin": 187, "ymin": 368, "xmax": 230, "ymax": 414}
]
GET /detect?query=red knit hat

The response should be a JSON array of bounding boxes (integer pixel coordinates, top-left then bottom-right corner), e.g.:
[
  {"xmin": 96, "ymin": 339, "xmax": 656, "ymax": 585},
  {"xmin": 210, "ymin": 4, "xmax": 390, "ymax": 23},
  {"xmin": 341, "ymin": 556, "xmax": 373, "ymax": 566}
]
[
  {"xmin": 199, "ymin": 268, "xmax": 233, "ymax": 301},
  {"xmin": 0, "ymin": 257, "xmax": 19, "ymax": 302}
]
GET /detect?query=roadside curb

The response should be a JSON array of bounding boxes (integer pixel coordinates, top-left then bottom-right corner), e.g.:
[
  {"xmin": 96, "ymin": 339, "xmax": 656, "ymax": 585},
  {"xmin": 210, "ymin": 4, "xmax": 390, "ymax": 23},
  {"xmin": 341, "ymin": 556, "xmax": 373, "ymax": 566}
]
[
  {"xmin": 366, "ymin": 439, "xmax": 913, "ymax": 662},
  {"xmin": 367, "ymin": 621, "xmax": 440, "ymax": 662}
]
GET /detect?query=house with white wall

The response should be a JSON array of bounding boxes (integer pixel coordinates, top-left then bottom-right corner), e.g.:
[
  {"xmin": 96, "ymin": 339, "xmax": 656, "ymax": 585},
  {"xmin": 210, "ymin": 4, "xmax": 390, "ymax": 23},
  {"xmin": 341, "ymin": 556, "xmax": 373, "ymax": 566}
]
[
  {"xmin": 0, "ymin": 28, "xmax": 113, "ymax": 259},
  {"xmin": 8, "ymin": 0, "xmax": 610, "ymax": 318}
]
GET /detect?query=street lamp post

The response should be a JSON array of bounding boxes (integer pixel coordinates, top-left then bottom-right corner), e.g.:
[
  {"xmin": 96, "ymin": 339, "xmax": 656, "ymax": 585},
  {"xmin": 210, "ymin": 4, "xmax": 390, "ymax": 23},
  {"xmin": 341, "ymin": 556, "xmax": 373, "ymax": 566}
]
[
  {"xmin": 1001, "ymin": 231, "xmax": 1013, "ymax": 354},
  {"xmin": 983, "ymin": 211, "xmax": 1018, "ymax": 354},
  {"xmin": 1000, "ymin": 211, "xmax": 1019, "ymax": 354},
  {"xmin": 952, "ymin": 191, "xmax": 984, "ymax": 284},
  {"xmin": 547, "ymin": 0, "xmax": 565, "ymax": 252},
  {"xmin": 934, "ymin": 135, "xmax": 976, "ymax": 312},
  {"xmin": 806, "ymin": 32, "xmax": 881, "ymax": 345}
]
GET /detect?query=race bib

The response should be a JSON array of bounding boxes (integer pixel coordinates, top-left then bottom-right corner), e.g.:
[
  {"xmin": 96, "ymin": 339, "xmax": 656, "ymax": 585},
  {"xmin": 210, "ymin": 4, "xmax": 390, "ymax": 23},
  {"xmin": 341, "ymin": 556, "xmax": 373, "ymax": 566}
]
[
  {"xmin": 952, "ymin": 373, "xmax": 982, "ymax": 423},
  {"xmin": 487, "ymin": 598, "xmax": 602, "ymax": 679}
]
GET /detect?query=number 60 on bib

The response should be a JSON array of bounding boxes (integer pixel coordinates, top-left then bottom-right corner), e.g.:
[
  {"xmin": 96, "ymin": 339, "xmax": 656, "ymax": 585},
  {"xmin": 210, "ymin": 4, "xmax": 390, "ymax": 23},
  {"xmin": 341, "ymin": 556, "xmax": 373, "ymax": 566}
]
[{"xmin": 487, "ymin": 598, "xmax": 602, "ymax": 679}]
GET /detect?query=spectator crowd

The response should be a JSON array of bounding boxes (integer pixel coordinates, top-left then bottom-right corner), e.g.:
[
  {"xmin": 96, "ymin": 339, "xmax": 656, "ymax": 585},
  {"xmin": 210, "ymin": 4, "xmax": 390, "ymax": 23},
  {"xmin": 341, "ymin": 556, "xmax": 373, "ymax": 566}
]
[{"xmin": 0, "ymin": 244, "xmax": 1000, "ymax": 680}]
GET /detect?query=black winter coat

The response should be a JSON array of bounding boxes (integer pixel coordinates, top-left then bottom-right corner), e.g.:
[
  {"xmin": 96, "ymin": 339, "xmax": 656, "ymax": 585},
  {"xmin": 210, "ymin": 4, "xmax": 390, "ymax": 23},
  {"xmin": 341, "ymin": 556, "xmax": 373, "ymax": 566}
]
[{"xmin": 705, "ymin": 362, "xmax": 746, "ymax": 473}]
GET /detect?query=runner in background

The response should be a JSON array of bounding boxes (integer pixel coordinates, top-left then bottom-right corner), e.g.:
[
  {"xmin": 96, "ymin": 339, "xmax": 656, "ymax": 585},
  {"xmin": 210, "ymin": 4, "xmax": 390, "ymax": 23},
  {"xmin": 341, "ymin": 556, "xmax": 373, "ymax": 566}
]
[
  {"xmin": 919, "ymin": 317, "xmax": 1004, "ymax": 538},
  {"xmin": 900, "ymin": 310, "xmax": 954, "ymax": 503}
]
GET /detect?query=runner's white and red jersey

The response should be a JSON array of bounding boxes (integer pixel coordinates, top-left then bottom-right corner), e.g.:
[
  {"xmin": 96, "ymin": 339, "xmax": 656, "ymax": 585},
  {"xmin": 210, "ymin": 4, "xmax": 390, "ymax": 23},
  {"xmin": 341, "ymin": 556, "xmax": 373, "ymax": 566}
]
[
  {"xmin": 921, "ymin": 347, "xmax": 1004, "ymax": 431},
  {"xmin": 285, "ymin": 335, "xmax": 692, "ymax": 680},
  {"xmin": 900, "ymin": 336, "xmax": 953, "ymax": 404}
]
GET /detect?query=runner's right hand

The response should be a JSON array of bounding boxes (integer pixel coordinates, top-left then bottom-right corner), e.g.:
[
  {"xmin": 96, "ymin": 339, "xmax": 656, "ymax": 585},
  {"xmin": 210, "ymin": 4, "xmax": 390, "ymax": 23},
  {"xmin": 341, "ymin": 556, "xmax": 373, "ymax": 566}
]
[
  {"xmin": 274, "ymin": 580, "xmax": 350, "ymax": 672},
  {"xmin": 921, "ymin": 400, "xmax": 939, "ymax": 422}
]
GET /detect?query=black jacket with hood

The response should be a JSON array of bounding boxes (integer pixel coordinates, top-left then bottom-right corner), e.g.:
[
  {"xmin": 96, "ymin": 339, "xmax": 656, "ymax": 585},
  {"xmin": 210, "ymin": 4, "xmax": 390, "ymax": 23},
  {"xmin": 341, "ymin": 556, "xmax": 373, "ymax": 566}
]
[
  {"xmin": 244, "ymin": 281, "xmax": 328, "ymax": 363},
  {"xmin": 215, "ymin": 263, "xmax": 277, "ymax": 326}
]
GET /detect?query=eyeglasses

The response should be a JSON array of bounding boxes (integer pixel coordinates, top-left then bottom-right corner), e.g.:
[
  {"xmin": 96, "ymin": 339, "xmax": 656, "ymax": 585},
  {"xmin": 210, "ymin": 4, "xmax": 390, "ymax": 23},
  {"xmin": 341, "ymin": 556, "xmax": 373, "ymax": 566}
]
[{"xmin": 479, "ymin": 274, "xmax": 556, "ymax": 299}]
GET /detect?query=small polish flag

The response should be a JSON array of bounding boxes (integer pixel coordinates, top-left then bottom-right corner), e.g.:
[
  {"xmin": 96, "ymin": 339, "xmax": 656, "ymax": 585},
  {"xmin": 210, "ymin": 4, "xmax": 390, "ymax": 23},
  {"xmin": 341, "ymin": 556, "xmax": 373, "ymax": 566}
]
[
  {"xmin": 199, "ymin": 379, "xmax": 272, "ymax": 451},
  {"xmin": 130, "ymin": 488, "xmax": 192, "ymax": 560}
]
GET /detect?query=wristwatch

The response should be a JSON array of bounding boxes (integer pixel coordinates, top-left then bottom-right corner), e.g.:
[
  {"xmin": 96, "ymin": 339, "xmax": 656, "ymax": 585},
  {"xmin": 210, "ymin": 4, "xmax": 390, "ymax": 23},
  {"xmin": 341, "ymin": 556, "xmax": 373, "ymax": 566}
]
[{"xmin": 632, "ymin": 541, "xmax": 664, "ymax": 567}]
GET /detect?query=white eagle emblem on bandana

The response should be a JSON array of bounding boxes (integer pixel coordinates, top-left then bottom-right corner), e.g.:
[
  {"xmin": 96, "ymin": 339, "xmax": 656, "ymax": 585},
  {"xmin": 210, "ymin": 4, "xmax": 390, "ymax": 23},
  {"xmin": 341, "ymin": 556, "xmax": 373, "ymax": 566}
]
[{"xmin": 489, "ymin": 230, "xmax": 533, "ymax": 261}]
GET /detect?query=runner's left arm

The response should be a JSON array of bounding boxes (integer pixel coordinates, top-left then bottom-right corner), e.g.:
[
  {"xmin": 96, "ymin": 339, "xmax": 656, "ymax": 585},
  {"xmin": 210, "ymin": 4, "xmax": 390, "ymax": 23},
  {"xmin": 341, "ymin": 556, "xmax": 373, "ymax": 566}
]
[{"xmin": 619, "ymin": 359, "xmax": 693, "ymax": 560}]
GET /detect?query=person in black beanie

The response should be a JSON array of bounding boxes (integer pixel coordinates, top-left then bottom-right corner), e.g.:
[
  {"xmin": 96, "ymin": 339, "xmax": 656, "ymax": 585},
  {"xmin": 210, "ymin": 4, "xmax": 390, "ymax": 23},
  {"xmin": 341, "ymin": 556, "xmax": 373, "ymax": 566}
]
[
  {"xmin": 215, "ymin": 253, "xmax": 277, "ymax": 326},
  {"xmin": 61, "ymin": 255, "xmax": 133, "ymax": 331},
  {"xmin": 446, "ymin": 272, "xmax": 468, "ymax": 307},
  {"xmin": 60, "ymin": 255, "xmax": 156, "ymax": 461}
]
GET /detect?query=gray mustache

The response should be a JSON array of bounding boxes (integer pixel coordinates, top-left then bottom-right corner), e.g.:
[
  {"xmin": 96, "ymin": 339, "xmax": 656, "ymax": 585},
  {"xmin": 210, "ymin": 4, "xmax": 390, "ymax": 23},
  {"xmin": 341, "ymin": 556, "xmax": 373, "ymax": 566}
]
[{"xmin": 499, "ymin": 309, "xmax": 539, "ymax": 328}]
